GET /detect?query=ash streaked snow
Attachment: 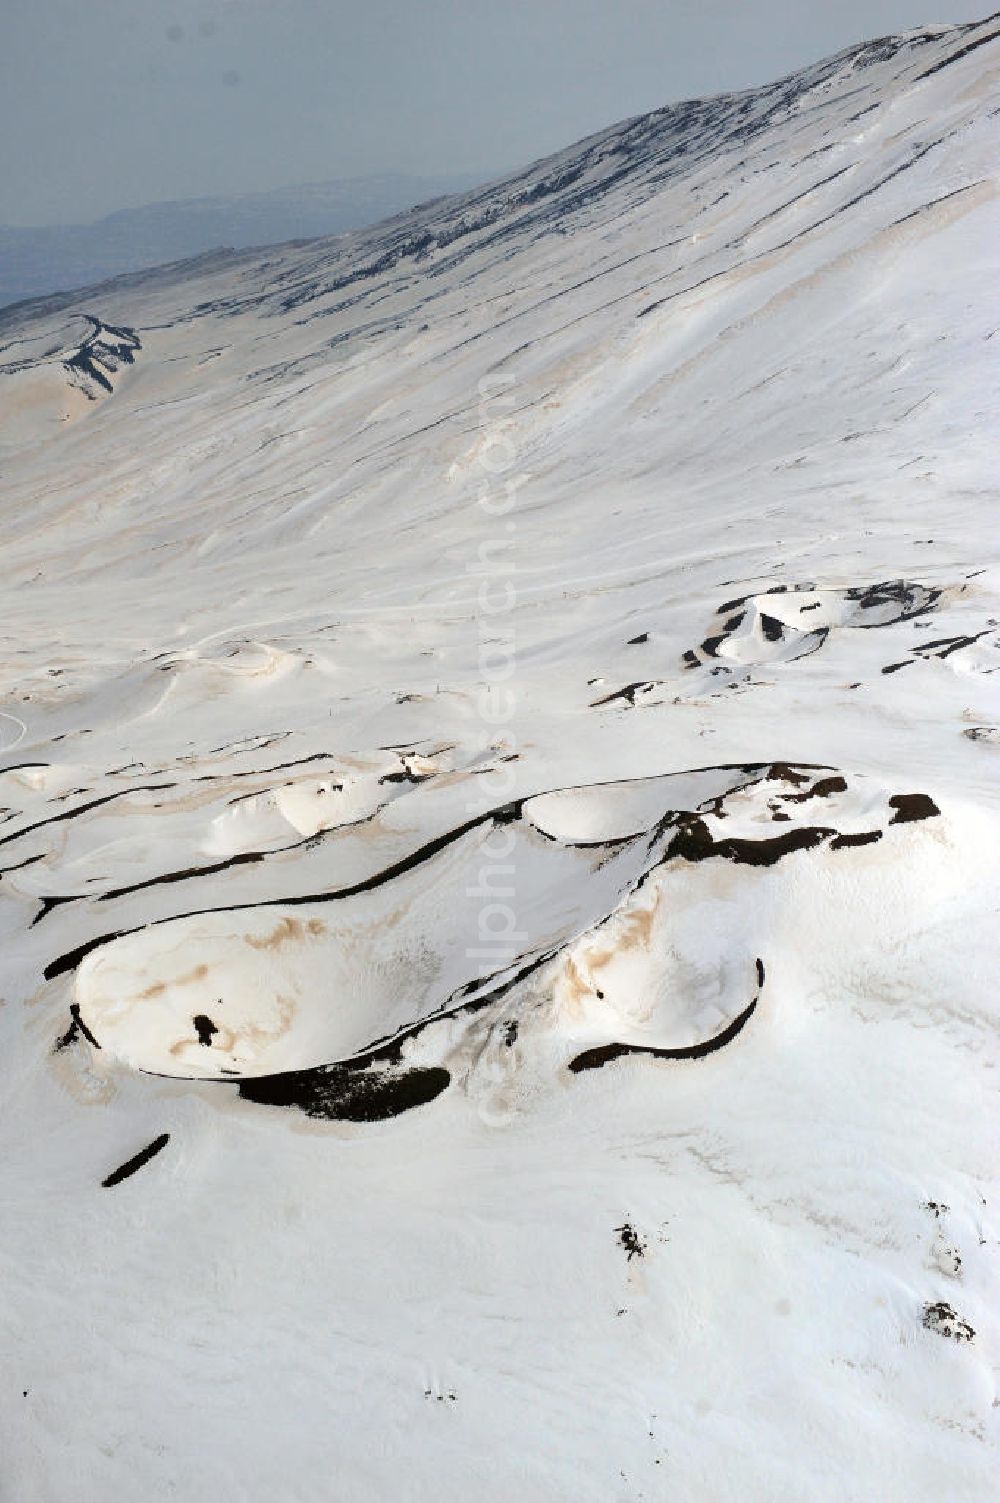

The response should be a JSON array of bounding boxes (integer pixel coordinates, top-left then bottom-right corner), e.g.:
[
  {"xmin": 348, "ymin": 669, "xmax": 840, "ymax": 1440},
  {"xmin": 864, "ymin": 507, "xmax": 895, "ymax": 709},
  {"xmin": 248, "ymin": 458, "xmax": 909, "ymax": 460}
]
[{"xmin": 2, "ymin": 18, "xmax": 1000, "ymax": 1502}]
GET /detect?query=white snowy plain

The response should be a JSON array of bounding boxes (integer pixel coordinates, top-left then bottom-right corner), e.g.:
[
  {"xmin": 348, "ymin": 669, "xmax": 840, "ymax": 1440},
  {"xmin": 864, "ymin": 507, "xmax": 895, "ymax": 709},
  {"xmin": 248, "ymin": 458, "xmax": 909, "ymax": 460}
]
[{"xmin": 2, "ymin": 17, "xmax": 1000, "ymax": 1502}]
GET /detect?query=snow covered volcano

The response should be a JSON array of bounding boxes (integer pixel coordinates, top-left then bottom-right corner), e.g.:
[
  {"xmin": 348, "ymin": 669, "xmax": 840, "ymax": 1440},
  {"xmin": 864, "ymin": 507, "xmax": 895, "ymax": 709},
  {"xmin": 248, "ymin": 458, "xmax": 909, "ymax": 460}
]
[{"xmin": 3, "ymin": 17, "xmax": 1000, "ymax": 1501}]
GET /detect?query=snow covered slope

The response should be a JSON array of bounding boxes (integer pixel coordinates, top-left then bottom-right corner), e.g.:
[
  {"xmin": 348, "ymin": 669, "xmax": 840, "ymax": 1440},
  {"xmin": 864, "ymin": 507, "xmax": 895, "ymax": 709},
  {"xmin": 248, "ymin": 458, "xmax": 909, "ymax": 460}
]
[
  {"xmin": 2, "ymin": 17, "xmax": 1000, "ymax": 1501},
  {"xmin": 0, "ymin": 172, "xmax": 485, "ymax": 312}
]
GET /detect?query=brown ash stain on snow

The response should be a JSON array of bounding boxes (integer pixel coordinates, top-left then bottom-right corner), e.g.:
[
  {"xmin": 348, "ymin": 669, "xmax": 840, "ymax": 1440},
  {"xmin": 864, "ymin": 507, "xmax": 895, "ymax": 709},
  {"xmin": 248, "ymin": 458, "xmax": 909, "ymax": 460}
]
[
  {"xmin": 163, "ymin": 994, "xmax": 298, "ymax": 1063},
  {"xmin": 138, "ymin": 963, "xmax": 209, "ymax": 1000},
  {"xmin": 557, "ymin": 954, "xmax": 594, "ymax": 1018},
  {"xmin": 561, "ymin": 890, "xmax": 665, "ymax": 1011},
  {"xmin": 244, "ymin": 915, "xmax": 327, "ymax": 951}
]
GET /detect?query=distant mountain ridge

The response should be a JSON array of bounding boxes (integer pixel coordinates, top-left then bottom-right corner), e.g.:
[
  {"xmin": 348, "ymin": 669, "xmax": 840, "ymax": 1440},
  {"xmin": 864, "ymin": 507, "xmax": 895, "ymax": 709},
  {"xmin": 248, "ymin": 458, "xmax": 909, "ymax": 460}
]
[{"xmin": 0, "ymin": 171, "xmax": 488, "ymax": 310}]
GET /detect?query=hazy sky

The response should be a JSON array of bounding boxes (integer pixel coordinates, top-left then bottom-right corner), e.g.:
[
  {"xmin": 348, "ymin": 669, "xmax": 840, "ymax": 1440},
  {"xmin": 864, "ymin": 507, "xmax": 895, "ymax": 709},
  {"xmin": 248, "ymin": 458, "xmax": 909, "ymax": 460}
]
[{"xmin": 1, "ymin": 1, "xmax": 994, "ymax": 226}]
